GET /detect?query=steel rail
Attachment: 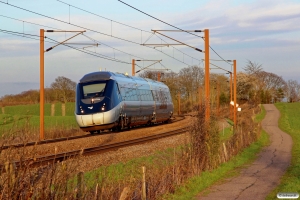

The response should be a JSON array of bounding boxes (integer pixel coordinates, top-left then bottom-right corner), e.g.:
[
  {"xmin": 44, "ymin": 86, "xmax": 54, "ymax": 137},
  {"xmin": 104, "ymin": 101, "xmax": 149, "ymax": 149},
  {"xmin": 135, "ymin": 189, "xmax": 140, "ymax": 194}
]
[
  {"xmin": 0, "ymin": 115, "xmax": 185, "ymax": 150},
  {"xmin": 0, "ymin": 126, "xmax": 189, "ymax": 170}
]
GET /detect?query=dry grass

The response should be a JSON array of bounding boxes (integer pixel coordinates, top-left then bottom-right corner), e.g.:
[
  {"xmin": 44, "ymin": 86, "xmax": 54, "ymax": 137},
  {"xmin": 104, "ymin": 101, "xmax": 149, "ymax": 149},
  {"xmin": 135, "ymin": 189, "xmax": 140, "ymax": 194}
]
[{"xmin": 0, "ymin": 103, "xmax": 261, "ymax": 199}]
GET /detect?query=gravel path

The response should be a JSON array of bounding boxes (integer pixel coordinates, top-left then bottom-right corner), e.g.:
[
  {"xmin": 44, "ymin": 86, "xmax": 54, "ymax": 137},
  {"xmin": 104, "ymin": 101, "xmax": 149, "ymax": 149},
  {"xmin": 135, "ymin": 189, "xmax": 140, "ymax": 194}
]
[{"xmin": 197, "ymin": 104, "xmax": 292, "ymax": 200}]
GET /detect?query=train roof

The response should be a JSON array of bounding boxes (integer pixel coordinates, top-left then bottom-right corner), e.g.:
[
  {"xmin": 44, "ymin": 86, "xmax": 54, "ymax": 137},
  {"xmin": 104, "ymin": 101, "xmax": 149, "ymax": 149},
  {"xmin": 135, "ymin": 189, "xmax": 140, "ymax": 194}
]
[{"xmin": 79, "ymin": 71, "xmax": 168, "ymax": 88}]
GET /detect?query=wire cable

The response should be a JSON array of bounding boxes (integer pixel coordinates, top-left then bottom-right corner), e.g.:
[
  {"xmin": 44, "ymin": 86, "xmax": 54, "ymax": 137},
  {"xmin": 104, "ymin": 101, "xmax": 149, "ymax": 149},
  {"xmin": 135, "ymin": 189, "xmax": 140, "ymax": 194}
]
[
  {"xmin": 0, "ymin": 1, "xmax": 202, "ymax": 66},
  {"xmin": 0, "ymin": 28, "xmax": 137, "ymax": 66},
  {"xmin": 0, "ymin": 1, "xmax": 200, "ymax": 68},
  {"xmin": 117, "ymin": 0, "xmax": 232, "ymax": 66}
]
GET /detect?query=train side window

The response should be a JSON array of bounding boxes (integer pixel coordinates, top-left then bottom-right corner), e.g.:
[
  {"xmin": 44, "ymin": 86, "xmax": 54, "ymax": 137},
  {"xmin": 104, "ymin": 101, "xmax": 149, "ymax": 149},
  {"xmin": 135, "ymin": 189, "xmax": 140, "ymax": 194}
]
[{"xmin": 116, "ymin": 83, "xmax": 122, "ymax": 100}]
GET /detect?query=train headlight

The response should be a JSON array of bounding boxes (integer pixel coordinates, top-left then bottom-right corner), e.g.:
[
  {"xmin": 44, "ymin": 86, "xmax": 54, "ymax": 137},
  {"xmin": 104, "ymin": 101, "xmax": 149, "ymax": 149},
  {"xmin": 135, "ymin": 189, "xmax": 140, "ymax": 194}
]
[
  {"xmin": 81, "ymin": 109, "xmax": 84, "ymax": 113},
  {"xmin": 101, "ymin": 103, "xmax": 106, "ymax": 111}
]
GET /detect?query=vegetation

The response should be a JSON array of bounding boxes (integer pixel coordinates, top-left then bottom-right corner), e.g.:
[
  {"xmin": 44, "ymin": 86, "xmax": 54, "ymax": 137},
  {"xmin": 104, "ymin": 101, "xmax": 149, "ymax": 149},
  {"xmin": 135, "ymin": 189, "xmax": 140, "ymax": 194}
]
[
  {"xmin": 0, "ymin": 102, "xmax": 79, "ymax": 139},
  {"xmin": 167, "ymin": 129, "xmax": 269, "ymax": 199},
  {"xmin": 0, "ymin": 103, "xmax": 262, "ymax": 199},
  {"xmin": 0, "ymin": 76, "xmax": 76, "ymax": 106},
  {"xmin": 266, "ymin": 102, "xmax": 300, "ymax": 199}
]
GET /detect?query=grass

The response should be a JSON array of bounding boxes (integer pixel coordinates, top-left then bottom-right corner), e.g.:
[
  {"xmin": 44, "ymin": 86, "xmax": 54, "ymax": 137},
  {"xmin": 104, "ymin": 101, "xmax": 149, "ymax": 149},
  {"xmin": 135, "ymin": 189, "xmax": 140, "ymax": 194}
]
[
  {"xmin": 164, "ymin": 129, "xmax": 269, "ymax": 200},
  {"xmin": 2, "ymin": 103, "xmax": 75, "ymax": 116},
  {"xmin": 220, "ymin": 127, "xmax": 233, "ymax": 141},
  {"xmin": 73, "ymin": 147, "xmax": 181, "ymax": 189},
  {"xmin": 254, "ymin": 104, "xmax": 266, "ymax": 122},
  {"xmin": 0, "ymin": 103, "xmax": 77, "ymax": 136},
  {"xmin": 69, "ymin": 105, "xmax": 267, "ymax": 199},
  {"xmin": 266, "ymin": 102, "xmax": 300, "ymax": 199}
]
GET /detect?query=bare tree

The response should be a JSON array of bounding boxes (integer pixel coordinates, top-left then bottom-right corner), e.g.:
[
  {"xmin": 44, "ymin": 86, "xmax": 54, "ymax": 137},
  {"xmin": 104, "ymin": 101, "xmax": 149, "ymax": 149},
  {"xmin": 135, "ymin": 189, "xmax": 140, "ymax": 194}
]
[
  {"xmin": 50, "ymin": 76, "xmax": 76, "ymax": 103},
  {"xmin": 243, "ymin": 60, "xmax": 263, "ymax": 75},
  {"xmin": 286, "ymin": 80, "xmax": 299, "ymax": 102}
]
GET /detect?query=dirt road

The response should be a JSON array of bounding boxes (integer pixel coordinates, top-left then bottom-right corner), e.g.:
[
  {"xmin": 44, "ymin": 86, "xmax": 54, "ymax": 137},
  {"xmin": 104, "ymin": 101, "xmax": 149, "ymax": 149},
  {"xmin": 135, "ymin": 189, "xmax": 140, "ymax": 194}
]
[{"xmin": 197, "ymin": 104, "xmax": 292, "ymax": 200}]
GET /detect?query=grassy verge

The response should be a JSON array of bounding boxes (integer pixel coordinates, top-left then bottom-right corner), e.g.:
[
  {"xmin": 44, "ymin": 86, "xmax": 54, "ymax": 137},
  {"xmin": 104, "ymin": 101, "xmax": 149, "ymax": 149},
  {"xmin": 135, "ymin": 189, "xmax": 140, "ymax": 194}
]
[
  {"xmin": 220, "ymin": 127, "xmax": 233, "ymax": 141},
  {"xmin": 73, "ymin": 106, "xmax": 268, "ymax": 199},
  {"xmin": 255, "ymin": 104, "xmax": 266, "ymax": 122},
  {"xmin": 163, "ymin": 104, "xmax": 268, "ymax": 199},
  {"xmin": 164, "ymin": 129, "xmax": 269, "ymax": 200},
  {"xmin": 266, "ymin": 103, "xmax": 300, "ymax": 199}
]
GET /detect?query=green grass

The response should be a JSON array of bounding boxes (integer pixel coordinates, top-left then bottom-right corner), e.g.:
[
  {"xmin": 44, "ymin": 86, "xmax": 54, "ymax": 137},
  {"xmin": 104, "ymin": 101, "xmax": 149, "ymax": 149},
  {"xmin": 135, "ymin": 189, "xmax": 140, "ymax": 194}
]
[
  {"xmin": 164, "ymin": 129, "xmax": 269, "ymax": 200},
  {"xmin": 70, "ymin": 106, "xmax": 267, "ymax": 198},
  {"xmin": 2, "ymin": 103, "xmax": 75, "ymax": 116},
  {"xmin": 255, "ymin": 104, "xmax": 266, "ymax": 122},
  {"xmin": 0, "ymin": 103, "xmax": 77, "ymax": 136},
  {"xmin": 72, "ymin": 147, "xmax": 180, "ymax": 189},
  {"xmin": 220, "ymin": 127, "xmax": 233, "ymax": 141},
  {"xmin": 266, "ymin": 102, "xmax": 300, "ymax": 199}
]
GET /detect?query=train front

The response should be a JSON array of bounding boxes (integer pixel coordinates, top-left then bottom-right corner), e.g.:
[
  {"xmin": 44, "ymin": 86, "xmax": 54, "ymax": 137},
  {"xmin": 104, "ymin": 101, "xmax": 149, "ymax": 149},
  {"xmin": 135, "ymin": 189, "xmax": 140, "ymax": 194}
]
[{"xmin": 75, "ymin": 72, "xmax": 121, "ymax": 133}]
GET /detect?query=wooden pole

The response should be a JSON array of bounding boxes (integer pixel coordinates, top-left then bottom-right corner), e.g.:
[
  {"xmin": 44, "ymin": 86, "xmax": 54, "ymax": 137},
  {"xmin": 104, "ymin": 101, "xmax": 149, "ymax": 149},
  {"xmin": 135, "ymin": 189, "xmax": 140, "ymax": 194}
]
[
  {"xmin": 142, "ymin": 166, "xmax": 146, "ymax": 200},
  {"xmin": 217, "ymin": 82, "xmax": 220, "ymax": 116},
  {"xmin": 230, "ymin": 73, "xmax": 233, "ymax": 120},
  {"xmin": 204, "ymin": 29, "xmax": 210, "ymax": 122},
  {"xmin": 233, "ymin": 60, "xmax": 237, "ymax": 126},
  {"xmin": 77, "ymin": 172, "xmax": 84, "ymax": 199},
  {"xmin": 40, "ymin": 29, "xmax": 45, "ymax": 140},
  {"xmin": 132, "ymin": 59, "xmax": 135, "ymax": 76},
  {"xmin": 157, "ymin": 72, "xmax": 161, "ymax": 82}
]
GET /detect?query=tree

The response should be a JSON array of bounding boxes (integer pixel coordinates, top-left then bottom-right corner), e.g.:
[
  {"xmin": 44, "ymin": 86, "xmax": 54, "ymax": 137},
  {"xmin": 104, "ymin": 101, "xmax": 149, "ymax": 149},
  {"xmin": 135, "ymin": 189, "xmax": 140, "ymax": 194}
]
[
  {"xmin": 286, "ymin": 80, "xmax": 299, "ymax": 102},
  {"xmin": 243, "ymin": 60, "xmax": 263, "ymax": 76},
  {"xmin": 50, "ymin": 76, "xmax": 76, "ymax": 103}
]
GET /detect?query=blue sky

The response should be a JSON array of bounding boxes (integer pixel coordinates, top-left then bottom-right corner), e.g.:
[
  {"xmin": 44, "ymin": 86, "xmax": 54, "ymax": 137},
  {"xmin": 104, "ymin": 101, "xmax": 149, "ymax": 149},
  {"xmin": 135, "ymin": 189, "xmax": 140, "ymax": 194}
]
[{"xmin": 0, "ymin": 0, "xmax": 300, "ymax": 97}]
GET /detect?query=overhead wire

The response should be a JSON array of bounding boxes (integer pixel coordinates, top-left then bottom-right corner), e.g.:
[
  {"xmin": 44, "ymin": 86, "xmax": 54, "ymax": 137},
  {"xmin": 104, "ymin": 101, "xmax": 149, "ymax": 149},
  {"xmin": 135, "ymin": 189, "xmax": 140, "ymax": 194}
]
[
  {"xmin": 0, "ymin": 14, "xmax": 146, "ymax": 64},
  {"xmin": 0, "ymin": 1, "xmax": 202, "ymax": 69},
  {"xmin": 0, "ymin": 1, "xmax": 209, "ymax": 72},
  {"xmin": 56, "ymin": 0, "xmax": 203, "ymax": 63},
  {"xmin": 0, "ymin": 28, "xmax": 142, "ymax": 66},
  {"xmin": 117, "ymin": 0, "xmax": 232, "ymax": 66}
]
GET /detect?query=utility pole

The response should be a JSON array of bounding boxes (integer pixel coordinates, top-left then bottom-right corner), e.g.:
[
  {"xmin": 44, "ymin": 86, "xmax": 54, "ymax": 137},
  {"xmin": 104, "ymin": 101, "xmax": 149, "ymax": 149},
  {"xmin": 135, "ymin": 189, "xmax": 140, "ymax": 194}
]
[
  {"xmin": 233, "ymin": 60, "xmax": 237, "ymax": 126},
  {"xmin": 39, "ymin": 29, "xmax": 87, "ymax": 140},
  {"xmin": 157, "ymin": 72, "xmax": 161, "ymax": 81},
  {"xmin": 40, "ymin": 29, "xmax": 45, "ymax": 141},
  {"xmin": 204, "ymin": 29, "xmax": 210, "ymax": 122},
  {"xmin": 132, "ymin": 59, "xmax": 135, "ymax": 76},
  {"xmin": 230, "ymin": 72, "xmax": 233, "ymax": 120},
  {"xmin": 217, "ymin": 82, "xmax": 220, "ymax": 117}
]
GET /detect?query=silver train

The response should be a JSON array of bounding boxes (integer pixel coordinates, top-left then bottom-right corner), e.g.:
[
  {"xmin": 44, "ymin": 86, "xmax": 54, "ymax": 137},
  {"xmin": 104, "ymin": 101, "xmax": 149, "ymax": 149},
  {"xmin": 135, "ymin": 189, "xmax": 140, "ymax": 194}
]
[{"xmin": 75, "ymin": 71, "xmax": 174, "ymax": 133}]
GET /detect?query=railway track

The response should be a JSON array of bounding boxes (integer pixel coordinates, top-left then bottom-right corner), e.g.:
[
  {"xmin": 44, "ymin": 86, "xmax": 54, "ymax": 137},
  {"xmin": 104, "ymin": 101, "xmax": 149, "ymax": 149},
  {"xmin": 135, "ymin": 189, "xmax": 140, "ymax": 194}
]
[
  {"xmin": 1, "ymin": 115, "xmax": 185, "ymax": 150},
  {"xmin": 1, "ymin": 126, "xmax": 189, "ymax": 170}
]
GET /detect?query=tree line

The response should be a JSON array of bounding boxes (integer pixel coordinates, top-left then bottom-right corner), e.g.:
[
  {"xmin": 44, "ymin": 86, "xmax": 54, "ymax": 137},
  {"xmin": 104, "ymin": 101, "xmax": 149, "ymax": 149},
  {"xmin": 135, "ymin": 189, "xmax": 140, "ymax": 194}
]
[
  {"xmin": 1, "ymin": 61, "xmax": 299, "ymax": 108},
  {"xmin": 0, "ymin": 76, "xmax": 76, "ymax": 106}
]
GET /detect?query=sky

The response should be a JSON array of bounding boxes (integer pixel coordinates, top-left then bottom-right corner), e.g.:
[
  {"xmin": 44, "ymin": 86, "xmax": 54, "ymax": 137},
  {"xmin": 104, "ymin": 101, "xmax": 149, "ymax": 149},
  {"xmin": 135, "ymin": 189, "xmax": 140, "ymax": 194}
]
[{"xmin": 0, "ymin": 0, "xmax": 300, "ymax": 97}]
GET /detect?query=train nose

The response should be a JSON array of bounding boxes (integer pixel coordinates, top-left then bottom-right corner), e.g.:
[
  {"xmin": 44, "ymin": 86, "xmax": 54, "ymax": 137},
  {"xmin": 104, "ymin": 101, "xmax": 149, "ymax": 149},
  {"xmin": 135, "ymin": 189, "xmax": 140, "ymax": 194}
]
[{"xmin": 80, "ymin": 113, "xmax": 104, "ymax": 126}]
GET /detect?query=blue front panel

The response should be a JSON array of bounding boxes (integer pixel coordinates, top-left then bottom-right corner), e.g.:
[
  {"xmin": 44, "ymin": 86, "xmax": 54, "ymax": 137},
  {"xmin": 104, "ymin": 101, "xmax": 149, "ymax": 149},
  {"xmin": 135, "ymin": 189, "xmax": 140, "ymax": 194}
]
[{"xmin": 75, "ymin": 80, "xmax": 121, "ymax": 115}]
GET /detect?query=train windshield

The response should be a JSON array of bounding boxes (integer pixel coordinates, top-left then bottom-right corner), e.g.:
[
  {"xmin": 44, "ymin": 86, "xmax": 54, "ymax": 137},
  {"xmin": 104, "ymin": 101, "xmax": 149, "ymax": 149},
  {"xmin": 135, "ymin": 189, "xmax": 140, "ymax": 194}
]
[{"xmin": 82, "ymin": 82, "xmax": 106, "ymax": 99}]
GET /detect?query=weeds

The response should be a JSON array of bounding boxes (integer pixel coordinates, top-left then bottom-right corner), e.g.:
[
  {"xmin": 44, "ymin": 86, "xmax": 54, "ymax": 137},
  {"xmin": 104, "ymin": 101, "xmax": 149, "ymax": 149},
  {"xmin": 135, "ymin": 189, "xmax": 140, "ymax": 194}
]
[{"xmin": 0, "ymin": 103, "xmax": 262, "ymax": 199}]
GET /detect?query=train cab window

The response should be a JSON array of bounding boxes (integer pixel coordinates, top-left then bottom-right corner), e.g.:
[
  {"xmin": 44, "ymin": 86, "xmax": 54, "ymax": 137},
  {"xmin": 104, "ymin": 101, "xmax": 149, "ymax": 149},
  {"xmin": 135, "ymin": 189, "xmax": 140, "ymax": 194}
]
[{"xmin": 82, "ymin": 82, "xmax": 106, "ymax": 99}]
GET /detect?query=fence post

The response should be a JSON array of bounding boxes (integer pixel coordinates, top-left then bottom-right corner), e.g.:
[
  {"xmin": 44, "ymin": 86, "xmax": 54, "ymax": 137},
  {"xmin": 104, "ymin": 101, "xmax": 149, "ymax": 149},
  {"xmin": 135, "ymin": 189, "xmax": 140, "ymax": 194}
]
[
  {"xmin": 77, "ymin": 171, "xmax": 84, "ymax": 199},
  {"xmin": 1, "ymin": 106, "xmax": 4, "ymax": 114},
  {"xmin": 5, "ymin": 162, "xmax": 16, "ymax": 190},
  {"xmin": 223, "ymin": 143, "xmax": 228, "ymax": 161},
  {"xmin": 142, "ymin": 166, "xmax": 146, "ymax": 200},
  {"xmin": 51, "ymin": 103, "xmax": 55, "ymax": 116},
  {"xmin": 62, "ymin": 103, "xmax": 66, "ymax": 116},
  {"xmin": 119, "ymin": 187, "xmax": 130, "ymax": 200}
]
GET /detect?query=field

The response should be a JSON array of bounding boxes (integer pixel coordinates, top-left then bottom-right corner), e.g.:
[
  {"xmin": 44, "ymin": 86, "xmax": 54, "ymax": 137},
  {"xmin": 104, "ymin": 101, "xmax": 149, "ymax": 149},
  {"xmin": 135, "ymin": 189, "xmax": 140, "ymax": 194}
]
[
  {"xmin": 266, "ymin": 102, "xmax": 300, "ymax": 198},
  {"xmin": 0, "ymin": 102, "xmax": 81, "ymax": 139}
]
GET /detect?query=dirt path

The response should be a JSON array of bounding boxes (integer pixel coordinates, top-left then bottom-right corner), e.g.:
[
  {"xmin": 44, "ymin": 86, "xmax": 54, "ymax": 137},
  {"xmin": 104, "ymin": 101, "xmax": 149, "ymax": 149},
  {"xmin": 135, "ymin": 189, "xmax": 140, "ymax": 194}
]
[{"xmin": 197, "ymin": 104, "xmax": 292, "ymax": 200}]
